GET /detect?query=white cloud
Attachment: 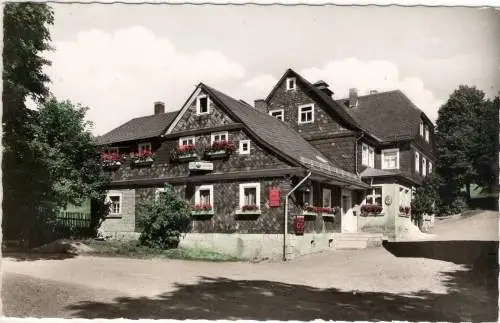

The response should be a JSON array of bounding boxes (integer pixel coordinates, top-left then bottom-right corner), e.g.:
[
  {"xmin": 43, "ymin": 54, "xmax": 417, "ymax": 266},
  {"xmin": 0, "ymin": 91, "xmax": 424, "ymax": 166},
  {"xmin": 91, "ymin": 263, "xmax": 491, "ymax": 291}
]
[
  {"xmin": 241, "ymin": 73, "xmax": 278, "ymax": 102},
  {"xmin": 300, "ymin": 58, "xmax": 443, "ymax": 122},
  {"xmin": 44, "ymin": 26, "xmax": 246, "ymax": 135}
]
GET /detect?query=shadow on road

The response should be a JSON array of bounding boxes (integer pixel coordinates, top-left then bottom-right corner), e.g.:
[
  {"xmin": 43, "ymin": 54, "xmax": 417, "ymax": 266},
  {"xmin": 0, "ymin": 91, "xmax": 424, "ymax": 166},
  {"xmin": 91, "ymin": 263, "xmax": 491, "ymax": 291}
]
[
  {"xmin": 2, "ymin": 251, "xmax": 76, "ymax": 262},
  {"xmin": 66, "ymin": 241, "xmax": 498, "ymax": 321}
]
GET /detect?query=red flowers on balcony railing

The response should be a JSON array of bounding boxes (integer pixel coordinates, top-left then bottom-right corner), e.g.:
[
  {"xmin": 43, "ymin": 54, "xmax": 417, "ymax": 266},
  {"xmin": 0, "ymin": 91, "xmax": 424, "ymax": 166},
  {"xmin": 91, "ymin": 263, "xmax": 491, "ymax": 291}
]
[
  {"xmin": 360, "ymin": 204, "xmax": 383, "ymax": 216},
  {"xmin": 205, "ymin": 140, "xmax": 236, "ymax": 158}
]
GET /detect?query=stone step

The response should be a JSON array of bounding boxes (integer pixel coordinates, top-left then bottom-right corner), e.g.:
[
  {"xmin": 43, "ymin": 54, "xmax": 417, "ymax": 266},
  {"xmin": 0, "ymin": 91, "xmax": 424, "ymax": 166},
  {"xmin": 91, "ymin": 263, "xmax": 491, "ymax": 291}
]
[{"xmin": 336, "ymin": 239, "xmax": 369, "ymax": 250}]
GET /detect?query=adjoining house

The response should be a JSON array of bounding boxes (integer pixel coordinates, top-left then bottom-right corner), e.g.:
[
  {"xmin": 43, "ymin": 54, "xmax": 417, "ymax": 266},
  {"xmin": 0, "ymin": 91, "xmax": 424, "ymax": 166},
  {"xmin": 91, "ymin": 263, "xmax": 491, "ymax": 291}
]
[{"xmin": 96, "ymin": 68, "xmax": 437, "ymax": 259}]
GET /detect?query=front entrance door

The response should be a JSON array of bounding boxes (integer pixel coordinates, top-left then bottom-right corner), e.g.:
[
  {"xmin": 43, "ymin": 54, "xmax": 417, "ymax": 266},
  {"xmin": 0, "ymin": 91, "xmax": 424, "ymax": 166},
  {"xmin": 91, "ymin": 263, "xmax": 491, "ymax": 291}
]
[{"xmin": 341, "ymin": 189, "xmax": 357, "ymax": 233}]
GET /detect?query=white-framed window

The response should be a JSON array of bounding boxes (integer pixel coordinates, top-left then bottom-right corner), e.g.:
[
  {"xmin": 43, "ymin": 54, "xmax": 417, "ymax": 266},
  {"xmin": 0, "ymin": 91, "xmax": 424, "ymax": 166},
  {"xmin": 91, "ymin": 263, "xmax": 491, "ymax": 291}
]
[
  {"xmin": 106, "ymin": 192, "xmax": 122, "ymax": 215},
  {"xmin": 419, "ymin": 121, "xmax": 424, "ymax": 137},
  {"xmin": 429, "ymin": 161, "xmax": 433, "ymax": 174},
  {"xmin": 322, "ymin": 188, "xmax": 332, "ymax": 208},
  {"xmin": 422, "ymin": 157, "xmax": 427, "ymax": 176},
  {"xmin": 424, "ymin": 126, "xmax": 430, "ymax": 142},
  {"xmin": 239, "ymin": 183, "xmax": 260, "ymax": 209},
  {"xmin": 286, "ymin": 77, "xmax": 296, "ymax": 91},
  {"xmin": 366, "ymin": 186, "xmax": 382, "ymax": 206},
  {"xmin": 415, "ymin": 151, "xmax": 420, "ymax": 173},
  {"xmin": 196, "ymin": 94, "xmax": 210, "ymax": 115},
  {"xmin": 138, "ymin": 142, "xmax": 151, "ymax": 153},
  {"xmin": 302, "ymin": 185, "xmax": 314, "ymax": 206},
  {"xmin": 179, "ymin": 136, "xmax": 195, "ymax": 147},
  {"xmin": 362, "ymin": 143, "xmax": 375, "ymax": 167},
  {"xmin": 269, "ymin": 109, "xmax": 284, "ymax": 121},
  {"xmin": 382, "ymin": 148, "xmax": 399, "ymax": 170},
  {"xmin": 195, "ymin": 185, "xmax": 214, "ymax": 207},
  {"xmin": 298, "ymin": 104, "xmax": 314, "ymax": 124},
  {"xmin": 211, "ymin": 131, "xmax": 228, "ymax": 144},
  {"xmin": 239, "ymin": 140, "xmax": 250, "ymax": 155}
]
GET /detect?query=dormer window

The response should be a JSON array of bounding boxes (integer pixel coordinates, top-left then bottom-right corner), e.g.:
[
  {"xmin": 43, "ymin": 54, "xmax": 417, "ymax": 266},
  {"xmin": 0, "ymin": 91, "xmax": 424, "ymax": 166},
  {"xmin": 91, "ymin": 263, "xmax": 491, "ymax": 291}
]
[
  {"xmin": 196, "ymin": 95, "xmax": 210, "ymax": 115},
  {"xmin": 362, "ymin": 143, "xmax": 375, "ymax": 168},
  {"xmin": 269, "ymin": 109, "xmax": 284, "ymax": 121},
  {"xmin": 424, "ymin": 126, "xmax": 430, "ymax": 142},
  {"xmin": 286, "ymin": 77, "xmax": 296, "ymax": 91},
  {"xmin": 382, "ymin": 148, "xmax": 399, "ymax": 170},
  {"xmin": 298, "ymin": 104, "xmax": 314, "ymax": 124},
  {"xmin": 419, "ymin": 121, "xmax": 424, "ymax": 137}
]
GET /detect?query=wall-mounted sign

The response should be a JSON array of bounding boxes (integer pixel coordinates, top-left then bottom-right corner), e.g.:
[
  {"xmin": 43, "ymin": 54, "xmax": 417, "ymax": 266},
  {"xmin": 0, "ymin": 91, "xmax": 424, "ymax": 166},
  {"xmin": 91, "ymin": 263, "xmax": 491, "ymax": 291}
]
[
  {"xmin": 384, "ymin": 195, "xmax": 392, "ymax": 206},
  {"xmin": 268, "ymin": 187, "xmax": 281, "ymax": 207},
  {"xmin": 188, "ymin": 161, "xmax": 213, "ymax": 171}
]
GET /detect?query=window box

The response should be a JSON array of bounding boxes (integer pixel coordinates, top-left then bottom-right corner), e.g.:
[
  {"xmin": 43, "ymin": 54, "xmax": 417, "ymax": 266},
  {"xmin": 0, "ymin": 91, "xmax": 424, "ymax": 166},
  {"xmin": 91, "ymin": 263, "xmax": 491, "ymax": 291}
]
[
  {"xmin": 171, "ymin": 144, "xmax": 199, "ymax": 162},
  {"xmin": 360, "ymin": 204, "xmax": 384, "ymax": 217},
  {"xmin": 101, "ymin": 152, "xmax": 125, "ymax": 170},
  {"xmin": 131, "ymin": 150, "xmax": 155, "ymax": 167},
  {"xmin": 235, "ymin": 205, "xmax": 261, "ymax": 220},
  {"xmin": 205, "ymin": 140, "xmax": 236, "ymax": 159},
  {"xmin": 191, "ymin": 204, "xmax": 215, "ymax": 218}
]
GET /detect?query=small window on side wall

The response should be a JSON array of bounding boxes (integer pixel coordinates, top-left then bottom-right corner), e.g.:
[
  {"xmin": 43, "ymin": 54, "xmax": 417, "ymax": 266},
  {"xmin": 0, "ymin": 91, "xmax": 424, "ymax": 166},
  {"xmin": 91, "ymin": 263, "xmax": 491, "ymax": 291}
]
[
  {"xmin": 106, "ymin": 192, "xmax": 122, "ymax": 216},
  {"xmin": 239, "ymin": 140, "xmax": 250, "ymax": 155},
  {"xmin": 138, "ymin": 142, "xmax": 151, "ymax": 153},
  {"xmin": 196, "ymin": 95, "xmax": 210, "ymax": 115},
  {"xmin": 269, "ymin": 109, "xmax": 284, "ymax": 121},
  {"xmin": 179, "ymin": 136, "xmax": 195, "ymax": 147},
  {"xmin": 286, "ymin": 77, "xmax": 296, "ymax": 91}
]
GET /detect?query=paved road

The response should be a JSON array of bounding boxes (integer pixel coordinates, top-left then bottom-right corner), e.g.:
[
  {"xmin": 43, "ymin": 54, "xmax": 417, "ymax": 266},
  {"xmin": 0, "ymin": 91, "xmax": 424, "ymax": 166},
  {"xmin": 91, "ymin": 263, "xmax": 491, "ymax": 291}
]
[{"xmin": 3, "ymin": 211, "xmax": 499, "ymax": 321}]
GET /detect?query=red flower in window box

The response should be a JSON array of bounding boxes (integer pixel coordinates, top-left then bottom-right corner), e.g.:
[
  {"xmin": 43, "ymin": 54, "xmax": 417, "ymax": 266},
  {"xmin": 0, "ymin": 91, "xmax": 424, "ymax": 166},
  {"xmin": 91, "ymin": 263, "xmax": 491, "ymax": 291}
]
[
  {"xmin": 131, "ymin": 148, "xmax": 155, "ymax": 165},
  {"xmin": 193, "ymin": 203, "xmax": 213, "ymax": 211},
  {"xmin": 241, "ymin": 205, "xmax": 259, "ymax": 211},
  {"xmin": 101, "ymin": 152, "xmax": 125, "ymax": 168},
  {"xmin": 361, "ymin": 204, "xmax": 383, "ymax": 216},
  {"xmin": 170, "ymin": 144, "xmax": 199, "ymax": 161},
  {"xmin": 205, "ymin": 140, "xmax": 236, "ymax": 156}
]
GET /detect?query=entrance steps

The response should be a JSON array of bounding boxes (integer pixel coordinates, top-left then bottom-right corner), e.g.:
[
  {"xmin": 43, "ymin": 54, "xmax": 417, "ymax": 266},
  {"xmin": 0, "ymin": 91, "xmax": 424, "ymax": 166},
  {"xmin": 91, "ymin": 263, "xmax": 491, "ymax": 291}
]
[{"xmin": 335, "ymin": 233, "xmax": 387, "ymax": 250}]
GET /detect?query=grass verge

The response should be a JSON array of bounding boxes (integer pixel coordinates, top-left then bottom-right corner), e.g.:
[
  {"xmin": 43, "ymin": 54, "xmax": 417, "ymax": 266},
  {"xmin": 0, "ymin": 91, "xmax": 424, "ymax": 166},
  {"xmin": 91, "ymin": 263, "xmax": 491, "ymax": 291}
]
[{"xmin": 83, "ymin": 239, "xmax": 241, "ymax": 262}]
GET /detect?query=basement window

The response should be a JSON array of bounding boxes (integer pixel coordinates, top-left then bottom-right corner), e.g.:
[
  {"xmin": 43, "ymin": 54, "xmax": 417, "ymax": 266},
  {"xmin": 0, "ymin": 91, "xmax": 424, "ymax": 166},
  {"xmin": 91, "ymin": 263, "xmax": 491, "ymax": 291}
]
[{"xmin": 196, "ymin": 95, "xmax": 210, "ymax": 115}]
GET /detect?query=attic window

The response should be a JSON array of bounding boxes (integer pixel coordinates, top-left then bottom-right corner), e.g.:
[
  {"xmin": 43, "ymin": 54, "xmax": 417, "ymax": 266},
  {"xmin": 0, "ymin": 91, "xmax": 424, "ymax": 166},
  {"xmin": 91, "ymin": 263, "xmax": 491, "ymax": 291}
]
[
  {"xmin": 424, "ymin": 126, "xmax": 430, "ymax": 142},
  {"xmin": 419, "ymin": 122, "xmax": 424, "ymax": 137},
  {"xmin": 298, "ymin": 104, "xmax": 314, "ymax": 124},
  {"xmin": 196, "ymin": 95, "xmax": 210, "ymax": 115},
  {"xmin": 269, "ymin": 109, "xmax": 284, "ymax": 121},
  {"xmin": 286, "ymin": 77, "xmax": 296, "ymax": 91}
]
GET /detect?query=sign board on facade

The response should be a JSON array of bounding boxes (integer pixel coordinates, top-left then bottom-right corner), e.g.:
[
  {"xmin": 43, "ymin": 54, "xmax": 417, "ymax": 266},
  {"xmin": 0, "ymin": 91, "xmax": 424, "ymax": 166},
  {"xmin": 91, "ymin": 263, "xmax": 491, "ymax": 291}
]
[
  {"xmin": 188, "ymin": 161, "xmax": 214, "ymax": 171},
  {"xmin": 268, "ymin": 187, "xmax": 281, "ymax": 207}
]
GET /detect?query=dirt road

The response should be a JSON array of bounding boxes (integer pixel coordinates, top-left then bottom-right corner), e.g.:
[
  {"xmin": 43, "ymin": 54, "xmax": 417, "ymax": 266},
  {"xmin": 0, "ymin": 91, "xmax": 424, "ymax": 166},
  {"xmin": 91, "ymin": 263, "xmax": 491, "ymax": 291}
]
[{"xmin": 3, "ymin": 211, "xmax": 498, "ymax": 321}]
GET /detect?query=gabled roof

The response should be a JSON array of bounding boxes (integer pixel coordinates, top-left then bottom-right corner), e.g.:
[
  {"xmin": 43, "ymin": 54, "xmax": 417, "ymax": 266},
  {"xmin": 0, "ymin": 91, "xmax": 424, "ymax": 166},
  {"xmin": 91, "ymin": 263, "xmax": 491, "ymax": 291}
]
[
  {"xmin": 337, "ymin": 90, "xmax": 433, "ymax": 142},
  {"xmin": 202, "ymin": 84, "xmax": 333, "ymax": 166},
  {"xmin": 264, "ymin": 68, "xmax": 364, "ymax": 133},
  {"xmin": 97, "ymin": 111, "xmax": 179, "ymax": 145}
]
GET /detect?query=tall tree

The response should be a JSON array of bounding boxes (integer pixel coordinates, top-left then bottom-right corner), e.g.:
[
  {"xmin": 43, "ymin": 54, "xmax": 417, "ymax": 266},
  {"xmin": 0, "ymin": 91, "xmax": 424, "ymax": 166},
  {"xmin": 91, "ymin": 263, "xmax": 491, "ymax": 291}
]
[
  {"xmin": 436, "ymin": 85, "xmax": 498, "ymax": 205},
  {"xmin": 2, "ymin": 3, "xmax": 54, "ymax": 243}
]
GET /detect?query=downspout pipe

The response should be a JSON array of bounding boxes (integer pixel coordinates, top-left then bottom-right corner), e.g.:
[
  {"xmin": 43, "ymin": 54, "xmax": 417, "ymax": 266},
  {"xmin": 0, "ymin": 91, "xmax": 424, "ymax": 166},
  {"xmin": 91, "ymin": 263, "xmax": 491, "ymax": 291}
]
[{"xmin": 283, "ymin": 170, "xmax": 312, "ymax": 261}]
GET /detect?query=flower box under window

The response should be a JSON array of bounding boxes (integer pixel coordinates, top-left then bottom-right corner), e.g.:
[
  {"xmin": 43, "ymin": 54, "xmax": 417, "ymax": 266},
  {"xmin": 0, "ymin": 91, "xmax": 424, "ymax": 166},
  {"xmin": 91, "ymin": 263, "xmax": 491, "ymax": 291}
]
[
  {"xmin": 236, "ymin": 205, "xmax": 261, "ymax": 215},
  {"xmin": 171, "ymin": 144, "xmax": 199, "ymax": 162},
  {"xmin": 302, "ymin": 205, "xmax": 338, "ymax": 217},
  {"xmin": 360, "ymin": 204, "xmax": 384, "ymax": 217},
  {"xmin": 204, "ymin": 140, "xmax": 236, "ymax": 159},
  {"xmin": 101, "ymin": 152, "xmax": 125, "ymax": 170},
  {"xmin": 131, "ymin": 150, "xmax": 155, "ymax": 167},
  {"xmin": 191, "ymin": 204, "xmax": 214, "ymax": 217}
]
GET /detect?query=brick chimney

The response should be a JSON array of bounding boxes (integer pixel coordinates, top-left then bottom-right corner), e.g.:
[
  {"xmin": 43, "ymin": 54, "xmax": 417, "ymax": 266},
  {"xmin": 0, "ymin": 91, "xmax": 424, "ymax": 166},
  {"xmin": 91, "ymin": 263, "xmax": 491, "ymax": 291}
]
[
  {"xmin": 348, "ymin": 88, "xmax": 358, "ymax": 108},
  {"xmin": 154, "ymin": 101, "xmax": 165, "ymax": 115},
  {"xmin": 254, "ymin": 99, "xmax": 267, "ymax": 113},
  {"xmin": 313, "ymin": 80, "xmax": 334, "ymax": 97}
]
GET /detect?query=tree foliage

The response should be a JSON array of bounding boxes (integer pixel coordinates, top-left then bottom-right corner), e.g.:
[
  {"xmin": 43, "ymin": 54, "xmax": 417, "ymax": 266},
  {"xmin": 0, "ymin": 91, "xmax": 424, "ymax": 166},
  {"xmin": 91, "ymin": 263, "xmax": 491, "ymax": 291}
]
[
  {"xmin": 138, "ymin": 186, "xmax": 192, "ymax": 249},
  {"xmin": 435, "ymin": 85, "xmax": 499, "ymax": 204},
  {"xmin": 411, "ymin": 172, "xmax": 443, "ymax": 219}
]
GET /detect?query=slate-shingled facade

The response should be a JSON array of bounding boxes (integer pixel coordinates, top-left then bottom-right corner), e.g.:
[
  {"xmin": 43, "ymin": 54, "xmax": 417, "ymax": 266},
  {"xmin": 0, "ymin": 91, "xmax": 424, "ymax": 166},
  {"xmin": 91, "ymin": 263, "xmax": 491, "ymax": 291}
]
[{"xmin": 97, "ymin": 68, "xmax": 436, "ymax": 257}]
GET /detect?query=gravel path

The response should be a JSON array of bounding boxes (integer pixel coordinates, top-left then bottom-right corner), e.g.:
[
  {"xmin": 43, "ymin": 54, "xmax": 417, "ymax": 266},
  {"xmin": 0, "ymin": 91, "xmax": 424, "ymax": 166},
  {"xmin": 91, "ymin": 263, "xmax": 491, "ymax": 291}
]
[{"xmin": 2, "ymin": 211, "xmax": 498, "ymax": 320}]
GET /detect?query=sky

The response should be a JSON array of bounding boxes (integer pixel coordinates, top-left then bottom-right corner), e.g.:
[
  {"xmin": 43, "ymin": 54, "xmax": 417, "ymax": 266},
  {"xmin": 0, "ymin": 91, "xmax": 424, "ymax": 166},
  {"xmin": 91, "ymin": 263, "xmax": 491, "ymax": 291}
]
[{"xmin": 38, "ymin": 4, "xmax": 500, "ymax": 135}]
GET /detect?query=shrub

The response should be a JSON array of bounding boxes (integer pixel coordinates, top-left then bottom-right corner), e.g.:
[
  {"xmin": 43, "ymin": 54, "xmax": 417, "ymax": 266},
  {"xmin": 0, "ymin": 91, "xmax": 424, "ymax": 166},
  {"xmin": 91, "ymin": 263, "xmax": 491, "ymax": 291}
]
[
  {"xmin": 138, "ymin": 185, "xmax": 192, "ymax": 249},
  {"xmin": 411, "ymin": 173, "xmax": 443, "ymax": 222}
]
